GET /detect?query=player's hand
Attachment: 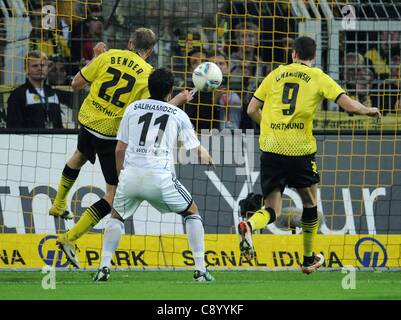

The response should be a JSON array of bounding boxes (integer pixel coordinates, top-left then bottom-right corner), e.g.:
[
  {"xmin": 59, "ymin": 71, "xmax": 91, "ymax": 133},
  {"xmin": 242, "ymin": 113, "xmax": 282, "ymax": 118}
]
[
  {"xmin": 367, "ymin": 107, "xmax": 382, "ymax": 119},
  {"xmin": 199, "ymin": 154, "xmax": 215, "ymax": 169},
  {"xmin": 169, "ymin": 89, "xmax": 196, "ymax": 106},
  {"xmin": 93, "ymin": 42, "xmax": 107, "ymax": 57},
  {"xmin": 208, "ymin": 156, "xmax": 216, "ymax": 170}
]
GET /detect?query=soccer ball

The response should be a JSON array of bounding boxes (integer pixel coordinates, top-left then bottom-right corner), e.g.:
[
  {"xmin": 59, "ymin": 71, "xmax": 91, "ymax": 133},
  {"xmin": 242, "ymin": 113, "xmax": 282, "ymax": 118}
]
[{"xmin": 192, "ymin": 62, "xmax": 223, "ymax": 92}]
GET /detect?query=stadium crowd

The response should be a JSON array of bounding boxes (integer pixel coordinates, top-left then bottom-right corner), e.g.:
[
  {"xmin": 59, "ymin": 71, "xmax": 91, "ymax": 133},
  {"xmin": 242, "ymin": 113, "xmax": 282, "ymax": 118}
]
[
  {"xmin": 1, "ymin": 1, "xmax": 400, "ymax": 130},
  {"xmin": 341, "ymin": 31, "xmax": 401, "ymax": 115}
]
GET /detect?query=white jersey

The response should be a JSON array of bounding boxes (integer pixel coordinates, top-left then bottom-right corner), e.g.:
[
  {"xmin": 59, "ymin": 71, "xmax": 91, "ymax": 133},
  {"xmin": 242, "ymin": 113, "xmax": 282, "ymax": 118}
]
[{"xmin": 117, "ymin": 98, "xmax": 200, "ymax": 171}]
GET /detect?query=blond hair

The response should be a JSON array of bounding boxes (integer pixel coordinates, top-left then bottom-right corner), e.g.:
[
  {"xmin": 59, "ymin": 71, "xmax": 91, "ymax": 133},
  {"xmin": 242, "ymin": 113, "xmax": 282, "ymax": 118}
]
[
  {"xmin": 131, "ymin": 28, "xmax": 157, "ymax": 52},
  {"xmin": 25, "ymin": 51, "xmax": 47, "ymax": 70},
  {"xmin": 345, "ymin": 52, "xmax": 365, "ymax": 66}
]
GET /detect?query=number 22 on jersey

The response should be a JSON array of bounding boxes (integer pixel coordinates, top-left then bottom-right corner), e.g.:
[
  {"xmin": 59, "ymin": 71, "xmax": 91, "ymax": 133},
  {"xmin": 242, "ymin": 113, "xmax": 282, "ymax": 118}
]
[{"xmin": 98, "ymin": 67, "xmax": 136, "ymax": 108}]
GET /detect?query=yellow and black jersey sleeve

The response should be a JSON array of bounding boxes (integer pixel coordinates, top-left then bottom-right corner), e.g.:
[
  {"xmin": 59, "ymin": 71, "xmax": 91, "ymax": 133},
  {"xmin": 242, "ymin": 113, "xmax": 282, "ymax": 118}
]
[
  {"xmin": 319, "ymin": 72, "xmax": 346, "ymax": 102},
  {"xmin": 80, "ymin": 53, "xmax": 106, "ymax": 83},
  {"xmin": 254, "ymin": 71, "xmax": 275, "ymax": 102}
]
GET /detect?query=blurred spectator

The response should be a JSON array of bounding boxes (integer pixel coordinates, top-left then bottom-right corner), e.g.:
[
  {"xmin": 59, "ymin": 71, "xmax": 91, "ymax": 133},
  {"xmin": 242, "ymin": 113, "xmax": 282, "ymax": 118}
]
[
  {"xmin": 47, "ymin": 55, "xmax": 76, "ymax": 127},
  {"xmin": 47, "ymin": 55, "xmax": 69, "ymax": 86},
  {"xmin": 355, "ymin": 67, "xmax": 374, "ymax": 108},
  {"xmin": 181, "ymin": 48, "xmax": 207, "ymax": 88},
  {"xmin": 229, "ymin": 21, "xmax": 269, "ymax": 92},
  {"xmin": 365, "ymin": 31, "xmax": 400, "ymax": 80},
  {"xmin": 57, "ymin": 0, "xmax": 73, "ymax": 46},
  {"xmin": 170, "ymin": 27, "xmax": 207, "ymax": 74},
  {"xmin": 209, "ymin": 51, "xmax": 242, "ymax": 130},
  {"xmin": 229, "ymin": 21, "xmax": 270, "ymax": 130},
  {"xmin": 182, "ymin": 48, "xmax": 218, "ymax": 132},
  {"xmin": 342, "ymin": 52, "xmax": 373, "ymax": 109},
  {"xmin": 389, "ymin": 53, "xmax": 401, "ymax": 79},
  {"xmin": 29, "ymin": 6, "xmax": 71, "ymax": 61},
  {"xmin": 343, "ymin": 52, "xmax": 365, "ymax": 83},
  {"xmin": 71, "ymin": 5, "xmax": 104, "ymax": 74},
  {"xmin": 6, "ymin": 51, "xmax": 63, "ymax": 129},
  {"xmin": 188, "ymin": 48, "xmax": 207, "ymax": 73},
  {"xmin": 371, "ymin": 53, "xmax": 401, "ymax": 115}
]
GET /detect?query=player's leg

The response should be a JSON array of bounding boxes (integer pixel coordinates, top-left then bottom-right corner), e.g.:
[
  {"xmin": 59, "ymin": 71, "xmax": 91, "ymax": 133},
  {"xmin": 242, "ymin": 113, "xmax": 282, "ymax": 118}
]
[
  {"xmin": 181, "ymin": 202, "xmax": 214, "ymax": 282},
  {"xmin": 248, "ymin": 189, "xmax": 281, "ymax": 231},
  {"xmin": 238, "ymin": 189, "xmax": 280, "ymax": 259},
  {"xmin": 289, "ymin": 154, "xmax": 323, "ymax": 274},
  {"xmin": 57, "ymin": 183, "xmax": 116, "ymax": 268},
  {"xmin": 297, "ymin": 184, "xmax": 324, "ymax": 274},
  {"xmin": 151, "ymin": 174, "xmax": 214, "ymax": 282},
  {"xmin": 94, "ymin": 168, "xmax": 142, "ymax": 281},
  {"xmin": 93, "ymin": 210, "xmax": 125, "ymax": 281},
  {"xmin": 67, "ymin": 183, "xmax": 116, "ymax": 242},
  {"xmin": 57, "ymin": 137, "xmax": 118, "ymax": 268},
  {"xmin": 50, "ymin": 128, "xmax": 94, "ymax": 219},
  {"xmin": 238, "ymin": 152, "xmax": 283, "ymax": 259},
  {"xmin": 49, "ymin": 150, "xmax": 87, "ymax": 219}
]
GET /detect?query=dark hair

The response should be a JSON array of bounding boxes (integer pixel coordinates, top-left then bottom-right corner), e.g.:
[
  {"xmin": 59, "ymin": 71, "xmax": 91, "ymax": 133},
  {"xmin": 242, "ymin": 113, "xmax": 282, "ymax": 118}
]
[
  {"xmin": 208, "ymin": 50, "xmax": 227, "ymax": 59},
  {"xmin": 50, "ymin": 54, "xmax": 66, "ymax": 63},
  {"xmin": 148, "ymin": 68, "xmax": 174, "ymax": 100},
  {"xmin": 187, "ymin": 47, "xmax": 206, "ymax": 67},
  {"xmin": 292, "ymin": 36, "xmax": 316, "ymax": 61},
  {"xmin": 391, "ymin": 46, "xmax": 401, "ymax": 59}
]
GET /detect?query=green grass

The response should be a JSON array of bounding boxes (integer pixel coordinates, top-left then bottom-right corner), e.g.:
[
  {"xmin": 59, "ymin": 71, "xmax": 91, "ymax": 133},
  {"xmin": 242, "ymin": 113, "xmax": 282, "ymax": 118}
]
[{"xmin": 0, "ymin": 270, "xmax": 400, "ymax": 300}]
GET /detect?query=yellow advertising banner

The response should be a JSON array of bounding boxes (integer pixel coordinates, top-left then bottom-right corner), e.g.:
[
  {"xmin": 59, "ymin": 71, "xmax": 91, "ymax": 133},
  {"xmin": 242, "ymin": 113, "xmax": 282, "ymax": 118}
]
[
  {"xmin": 313, "ymin": 111, "xmax": 400, "ymax": 130},
  {"xmin": 0, "ymin": 234, "xmax": 400, "ymax": 269}
]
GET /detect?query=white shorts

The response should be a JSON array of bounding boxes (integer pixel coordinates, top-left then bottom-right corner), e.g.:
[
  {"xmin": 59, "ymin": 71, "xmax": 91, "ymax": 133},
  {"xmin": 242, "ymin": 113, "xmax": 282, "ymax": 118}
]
[{"xmin": 113, "ymin": 166, "xmax": 193, "ymax": 220}]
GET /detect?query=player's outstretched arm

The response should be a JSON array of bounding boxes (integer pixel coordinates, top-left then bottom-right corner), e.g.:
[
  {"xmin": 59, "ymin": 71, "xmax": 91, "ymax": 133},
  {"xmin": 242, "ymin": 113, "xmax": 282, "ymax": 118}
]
[
  {"xmin": 337, "ymin": 94, "xmax": 382, "ymax": 118},
  {"xmin": 169, "ymin": 89, "xmax": 196, "ymax": 106},
  {"xmin": 247, "ymin": 97, "xmax": 264, "ymax": 125}
]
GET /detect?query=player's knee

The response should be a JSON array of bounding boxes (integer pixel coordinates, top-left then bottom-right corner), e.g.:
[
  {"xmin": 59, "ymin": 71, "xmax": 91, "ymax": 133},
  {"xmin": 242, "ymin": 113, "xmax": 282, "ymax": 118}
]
[
  {"xmin": 111, "ymin": 209, "xmax": 124, "ymax": 222},
  {"xmin": 106, "ymin": 216, "xmax": 124, "ymax": 229},
  {"xmin": 69, "ymin": 150, "xmax": 87, "ymax": 168},
  {"xmin": 183, "ymin": 210, "xmax": 203, "ymax": 224},
  {"xmin": 102, "ymin": 196, "xmax": 114, "ymax": 207},
  {"xmin": 103, "ymin": 188, "xmax": 117, "ymax": 207},
  {"xmin": 303, "ymin": 199, "xmax": 317, "ymax": 208},
  {"xmin": 179, "ymin": 201, "xmax": 198, "ymax": 217},
  {"xmin": 180, "ymin": 201, "xmax": 203, "ymax": 225}
]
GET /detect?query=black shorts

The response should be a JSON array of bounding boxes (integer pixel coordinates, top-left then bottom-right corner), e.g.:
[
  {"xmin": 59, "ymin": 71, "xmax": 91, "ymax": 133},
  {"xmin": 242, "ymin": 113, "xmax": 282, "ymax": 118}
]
[
  {"xmin": 77, "ymin": 127, "xmax": 118, "ymax": 185},
  {"xmin": 260, "ymin": 151, "xmax": 320, "ymax": 198}
]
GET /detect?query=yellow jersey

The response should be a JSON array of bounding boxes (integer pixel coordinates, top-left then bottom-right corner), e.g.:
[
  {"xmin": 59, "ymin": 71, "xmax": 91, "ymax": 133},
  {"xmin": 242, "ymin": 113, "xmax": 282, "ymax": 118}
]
[
  {"xmin": 254, "ymin": 63, "xmax": 345, "ymax": 156},
  {"xmin": 78, "ymin": 49, "xmax": 153, "ymax": 137}
]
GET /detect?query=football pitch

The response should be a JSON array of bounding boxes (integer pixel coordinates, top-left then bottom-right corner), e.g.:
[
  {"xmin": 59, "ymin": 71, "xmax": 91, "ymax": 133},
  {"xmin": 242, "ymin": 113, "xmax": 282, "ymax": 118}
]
[{"xmin": 0, "ymin": 270, "xmax": 400, "ymax": 300}]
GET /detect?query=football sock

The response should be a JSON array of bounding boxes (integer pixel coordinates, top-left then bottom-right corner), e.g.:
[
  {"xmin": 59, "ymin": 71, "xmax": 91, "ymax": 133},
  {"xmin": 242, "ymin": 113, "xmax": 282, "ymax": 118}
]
[
  {"xmin": 248, "ymin": 207, "xmax": 276, "ymax": 231},
  {"xmin": 67, "ymin": 198, "xmax": 111, "ymax": 242},
  {"xmin": 53, "ymin": 165, "xmax": 80, "ymax": 208},
  {"xmin": 301, "ymin": 206, "xmax": 319, "ymax": 257},
  {"xmin": 185, "ymin": 214, "xmax": 206, "ymax": 273},
  {"xmin": 100, "ymin": 218, "xmax": 124, "ymax": 268}
]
